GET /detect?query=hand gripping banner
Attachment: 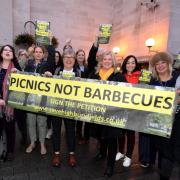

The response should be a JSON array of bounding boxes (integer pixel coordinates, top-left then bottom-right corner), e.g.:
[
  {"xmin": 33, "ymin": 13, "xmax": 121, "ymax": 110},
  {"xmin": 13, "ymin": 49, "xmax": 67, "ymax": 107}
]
[{"xmin": 7, "ymin": 72, "xmax": 178, "ymax": 138}]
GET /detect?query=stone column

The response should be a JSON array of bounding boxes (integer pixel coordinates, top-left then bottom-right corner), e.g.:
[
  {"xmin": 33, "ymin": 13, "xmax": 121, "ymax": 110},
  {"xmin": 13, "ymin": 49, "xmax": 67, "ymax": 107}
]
[{"xmin": 0, "ymin": 0, "xmax": 13, "ymax": 46}]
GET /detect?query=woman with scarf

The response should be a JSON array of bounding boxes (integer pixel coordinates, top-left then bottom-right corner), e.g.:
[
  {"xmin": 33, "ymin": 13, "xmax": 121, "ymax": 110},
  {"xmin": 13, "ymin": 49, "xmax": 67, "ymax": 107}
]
[
  {"xmin": 88, "ymin": 50, "xmax": 126, "ymax": 177},
  {"xmin": 0, "ymin": 45, "xmax": 21, "ymax": 161},
  {"xmin": 115, "ymin": 55, "xmax": 141, "ymax": 167}
]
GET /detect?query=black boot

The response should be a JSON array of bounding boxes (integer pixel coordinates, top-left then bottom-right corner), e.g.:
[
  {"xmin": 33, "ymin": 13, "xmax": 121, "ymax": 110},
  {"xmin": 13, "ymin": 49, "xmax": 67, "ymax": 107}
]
[
  {"xmin": 94, "ymin": 152, "xmax": 105, "ymax": 161},
  {"xmin": 160, "ymin": 175, "xmax": 170, "ymax": 180},
  {"xmin": 104, "ymin": 166, "xmax": 113, "ymax": 177}
]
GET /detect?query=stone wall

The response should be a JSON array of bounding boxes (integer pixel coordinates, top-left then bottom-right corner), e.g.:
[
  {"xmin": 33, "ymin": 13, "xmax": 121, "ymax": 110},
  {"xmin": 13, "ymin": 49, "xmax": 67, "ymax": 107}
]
[
  {"xmin": 1, "ymin": 0, "xmax": 180, "ymax": 58},
  {"xmin": 0, "ymin": 0, "xmax": 13, "ymax": 46},
  {"xmin": 168, "ymin": 0, "xmax": 180, "ymax": 55},
  {"xmin": 30, "ymin": 0, "xmax": 112, "ymax": 54},
  {"xmin": 109, "ymin": 0, "xmax": 171, "ymax": 58}
]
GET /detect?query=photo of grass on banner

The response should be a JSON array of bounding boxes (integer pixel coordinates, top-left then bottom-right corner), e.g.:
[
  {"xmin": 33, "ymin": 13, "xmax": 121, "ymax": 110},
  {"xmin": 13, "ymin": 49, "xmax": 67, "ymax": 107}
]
[{"xmin": 7, "ymin": 72, "xmax": 178, "ymax": 138}]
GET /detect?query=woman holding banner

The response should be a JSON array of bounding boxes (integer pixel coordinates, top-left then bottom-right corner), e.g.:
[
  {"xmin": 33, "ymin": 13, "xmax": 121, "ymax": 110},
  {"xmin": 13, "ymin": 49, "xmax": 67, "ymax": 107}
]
[
  {"xmin": 75, "ymin": 49, "xmax": 90, "ymax": 145},
  {"xmin": 49, "ymin": 48, "xmax": 80, "ymax": 167},
  {"xmin": 0, "ymin": 45, "xmax": 21, "ymax": 161},
  {"xmin": 46, "ymin": 50, "xmax": 63, "ymax": 140},
  {"xmin": 25, "ymin": 44, "xmax": 55, "ymax": 155},
  {"xmin": 149, "ymin": 52, "xmax": 179, "ymax": 180},
  {"xmin": 88, "ymin": 49, "xmax": 126, "ymax": 177},
  {"xmin": 115, "ymin": 55, "xmax": 141, "ymax": 167}
]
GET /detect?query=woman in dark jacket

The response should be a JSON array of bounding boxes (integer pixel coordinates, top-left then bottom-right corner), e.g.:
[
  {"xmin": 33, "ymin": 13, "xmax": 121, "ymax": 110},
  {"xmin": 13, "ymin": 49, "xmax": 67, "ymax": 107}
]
[
  {"xmin": 88, "ymin": 49, "xmax": 126, "ymax": 177},
  {"xmin": 75, "ymin": 49, "xmax": 90, "ymax": 144},
  {"xmin": 50, "ymin": 48, "xmax": 80, "ymax": 167},
  {"xmin": 25, "ymin": 45, "xmax": 55, "ymax": 155},
  {"xmin": 148, "ymin": 52, "xmax": 179, "ymax": 180},
  {"xmin": 46, "ymin": 50, "xmax": 63, "ymax": 139},
  {"xmin": 116, "ymin": 55, "xmax": 141, "ymax": 167},
  {"xmin": 0, "ymin": 45, "xmax": 21, "ymax": 161}
]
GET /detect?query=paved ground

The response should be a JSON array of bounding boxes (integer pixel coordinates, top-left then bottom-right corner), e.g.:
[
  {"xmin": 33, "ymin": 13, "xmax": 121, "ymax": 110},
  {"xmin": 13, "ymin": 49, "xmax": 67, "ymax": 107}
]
[{"xmin": 0, "ymin": 128, "xmax": 179, "ymax": 180}]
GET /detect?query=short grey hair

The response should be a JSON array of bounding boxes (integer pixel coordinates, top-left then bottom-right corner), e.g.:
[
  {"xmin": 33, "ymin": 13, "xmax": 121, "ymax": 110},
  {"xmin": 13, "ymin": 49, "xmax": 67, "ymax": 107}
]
[{"xmin": 62, "ymin": 48, "xmax": 76, "ymax": 60}]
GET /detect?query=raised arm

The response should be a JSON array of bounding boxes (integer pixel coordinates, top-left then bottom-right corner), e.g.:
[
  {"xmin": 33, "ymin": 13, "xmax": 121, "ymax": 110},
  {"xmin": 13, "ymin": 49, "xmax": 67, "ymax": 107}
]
[{"xmin": 87, "ymin": 38, "xmax": 99, "ymax": 73}]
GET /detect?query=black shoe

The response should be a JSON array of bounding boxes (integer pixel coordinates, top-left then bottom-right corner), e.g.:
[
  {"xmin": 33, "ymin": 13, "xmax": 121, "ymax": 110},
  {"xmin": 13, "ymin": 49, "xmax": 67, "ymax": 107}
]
[
  {"xmin": 6, "ymin": 153, "xmax": 14, "ymax": 161},
  {"xmin": 20, "ymin": 138, "xmax": 27, "ymax": 146},
  {"xmin": 104, "ymin": 166, "xmax": 113, "ymax": 177},
  {"xmin": 160, "ymin": 175, "xmax": 170, "ymax": 180},
  {"xmin": 0, "ymin": 151, "xmax": 6, "ymax": 162},
  {"xmin": 94, "ymin": 153, "xmax": 105, "ymax": 161},
  {"xmin": 140, "ymin": 162, "xmax": 150, "ymax": 168}
]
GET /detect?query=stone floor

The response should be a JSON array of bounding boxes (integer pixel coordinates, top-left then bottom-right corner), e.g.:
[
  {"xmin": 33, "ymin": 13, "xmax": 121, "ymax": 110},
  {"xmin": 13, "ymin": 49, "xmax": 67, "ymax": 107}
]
[{"xmin": 0, "ymin": 128, "xmax": 179, "ymax": 180}]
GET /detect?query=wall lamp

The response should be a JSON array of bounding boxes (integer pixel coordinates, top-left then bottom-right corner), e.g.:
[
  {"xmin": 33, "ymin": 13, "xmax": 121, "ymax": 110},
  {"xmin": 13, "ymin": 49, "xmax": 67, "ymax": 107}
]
[
  {"xmin": 112, "ymin": 46, "xmax": 120, "ymax": 54},
  {"xmin": 145, "ymin": 38, "xmax": 158, "ymax": 53},
  {"xmin": 112, "ymin": 46, "xmax": 123, "ymax": 60}
]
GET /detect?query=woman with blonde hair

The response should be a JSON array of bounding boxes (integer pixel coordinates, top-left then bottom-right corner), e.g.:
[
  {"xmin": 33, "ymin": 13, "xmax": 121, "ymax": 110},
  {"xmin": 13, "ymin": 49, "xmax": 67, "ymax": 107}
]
[
  {"xmin": 149, "ymin": 52, "xmax": 179, "ymax": 180},
  {"xmin": 88, "ymin": 50, "xmax": 126, "ymax": 177}
]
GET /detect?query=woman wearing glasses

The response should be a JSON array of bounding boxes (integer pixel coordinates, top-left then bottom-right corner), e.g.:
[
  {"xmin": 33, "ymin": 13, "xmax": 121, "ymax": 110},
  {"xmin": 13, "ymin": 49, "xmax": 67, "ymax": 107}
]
[{"xmin": 48, "ymin": 48, "xmax": 80, "ymax": 167}]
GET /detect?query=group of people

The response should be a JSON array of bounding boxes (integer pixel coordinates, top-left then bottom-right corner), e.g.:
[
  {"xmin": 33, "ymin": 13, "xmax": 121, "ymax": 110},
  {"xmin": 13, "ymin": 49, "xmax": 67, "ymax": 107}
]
[{"xmin": 0, "ymin": 35, "xmax": 180, "ymax": 180}]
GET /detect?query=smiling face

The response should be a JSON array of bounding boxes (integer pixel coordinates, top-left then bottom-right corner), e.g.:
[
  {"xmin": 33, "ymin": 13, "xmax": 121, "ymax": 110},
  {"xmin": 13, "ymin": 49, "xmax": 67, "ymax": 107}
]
[
  {"xmin": 63, "ymin": 55, "xmax": 75, "ymax": 70},
  {"xmin": 102, "ymin": 54, "xmax": 113, "ymax": 70},
  {"xmin": 126, "ymin": 58, "xmax": 136, "ymax": 73},
  {"xmin": 1, "ymin": 46, "xmax": 13, "ymax": 61},
  {"xmin": 76, "ymin": 51, "xmax": 85, "ymax": 65},
  {"xmin": 155, "ymin": 60, "xmax": 169, "ymax": 75}
]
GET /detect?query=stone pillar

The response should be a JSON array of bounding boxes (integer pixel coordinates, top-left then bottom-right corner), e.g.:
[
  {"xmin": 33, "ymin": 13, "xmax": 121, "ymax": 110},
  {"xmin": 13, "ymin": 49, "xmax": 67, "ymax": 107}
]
[
  {"xmin": 13, "ymin": 0, "xmax": 31, "ymax": 37},
  {"xmin": 0, "ymin": 0, "xmax": 13, "ymax": 46},
  {"xmin": 167, "ymin": 0, "xmax": 180, "ymax": 55}
]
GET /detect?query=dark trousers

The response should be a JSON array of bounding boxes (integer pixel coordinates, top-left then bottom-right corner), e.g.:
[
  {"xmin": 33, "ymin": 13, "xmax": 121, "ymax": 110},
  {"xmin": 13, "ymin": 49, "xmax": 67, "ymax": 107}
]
[
  {"xmin": 150, "ymin": 134, "xmax": 174, "ymax": 179},
  {"xmin": 107, "ymin": 138, "xmax": 117, "ymax": 168},
  {"xmin": 139, "ymin": 133, "xmax": 151, "ymax": 164},
  {"xmin": 47, "ymin": 115, "xmax": 52, "ymax": 129},
  {"xmin": 0, "ymin": 116, "xmax": 15, "ymax": 153},
  {"xmin": 171, "ymin": 112, "xmax": 180, "ymax": 164},
  {"xmin": 118, "ymin": 129, "xmax": 135, "ymax": 158},
  {"xmin": 14, "ymin": 109, "xmax": 27, "ymax": 142},
  {"xmin": 76, "ymin": 121, "xmax": 90, "ymax": 140},
  {"xmin": 98, "ymin": 137, "xmax": 117, "ymax": 167},
  {"xmin": 52, "ymin": 116, "xmax": 76, "ymax": 153}
]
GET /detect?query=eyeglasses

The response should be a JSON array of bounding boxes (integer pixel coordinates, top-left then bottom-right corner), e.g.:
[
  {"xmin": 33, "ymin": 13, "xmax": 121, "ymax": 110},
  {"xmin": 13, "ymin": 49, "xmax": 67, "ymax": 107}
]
[
  {"xmin": 3, "ymin": 48, "xmax": 13, "ymax": 52},
  {"xmin": 64, "ymin": 56, "xmax": 74, "ymax": 59}
]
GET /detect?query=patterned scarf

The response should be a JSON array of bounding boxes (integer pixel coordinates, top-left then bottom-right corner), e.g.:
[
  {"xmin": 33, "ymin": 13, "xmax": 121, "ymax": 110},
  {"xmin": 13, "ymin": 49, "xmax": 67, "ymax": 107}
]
[
  {"xmin": 1, "ymin": 62, "xmax": 14, "ymax": 121},
  {"xmin": 99, "ymin": 67, "xmax": 114, "ymax": 80}
]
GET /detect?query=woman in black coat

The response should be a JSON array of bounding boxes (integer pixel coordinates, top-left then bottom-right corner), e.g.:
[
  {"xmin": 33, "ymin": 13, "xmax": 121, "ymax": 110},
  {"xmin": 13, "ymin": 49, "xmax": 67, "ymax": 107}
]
[
  {"xmin": 50, "ymin": 48, "xmax": 80, "ymax": 167},
  {"xmin": 88, "ymin": 49, "xmax": 126, "ymax": 177},
  {"xmin": 0, "ymin": 45, "xmax": 21, "ymax": 161},
  {"xmin": 75, "ymin": 49, "xmax": 90, "ymax": 144}
]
